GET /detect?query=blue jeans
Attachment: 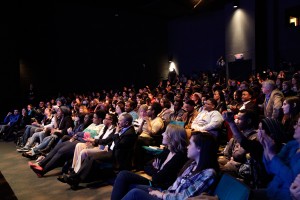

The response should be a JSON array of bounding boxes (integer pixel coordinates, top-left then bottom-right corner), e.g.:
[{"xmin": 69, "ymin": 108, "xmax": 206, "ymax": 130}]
[
  {"xmin": 121, "ymin": 188, "xmax": 160, "ymax": 200},
  {"xmin": 111, "ymin": 170, "xmax": 154, "ymax": 200},
  {"xmin": 25, "ymin": 131, "xmax": 46, "ymax": 148}
]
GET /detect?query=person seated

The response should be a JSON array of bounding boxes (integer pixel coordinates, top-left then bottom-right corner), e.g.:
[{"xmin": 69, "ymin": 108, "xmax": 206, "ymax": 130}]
[
  {"xmin": 251, "ymin": 115, "xmax": 300, "ymax": 200},
  {"xmin": 23, "ymin": 106, "xmax": 73, "ymax": 157},
  {"xmin": 111, "ymin": 124, "xmax": 189, "ymax": 200},
  {"xmin": 57, "ymin": 112, "xmax": 137, "ymax": 189},
  {"xmin": 281, "ymin": 96, "xmax": 300, "ymax": 142},
  {"xmin": 28, "ymin": 110, "xmax": 106, "ymax": 177},
  {"xmin": 17, "ymin": 107, "xmax": 55, "ymax": 151},
  {"xmin": 117, "ymin": 132, "xmax": 219, "ymax": 200},
  {"xmin": 69, "ymin": 113, "xmax": 117, "ymax": 174},
  {"xmin": 181, "ymin": 100, "xmax": 199, "ymax": 139},
  {"xmin": 191, "ymin": 98, "xmax": 224, "ymax": 139},
  {"xmin": 0, "ymin": 109, "xmax": 21, "ymax": 139},
  {"xmin": 133, "ymin": 102, "xmax": 164, "ymax": 170}
]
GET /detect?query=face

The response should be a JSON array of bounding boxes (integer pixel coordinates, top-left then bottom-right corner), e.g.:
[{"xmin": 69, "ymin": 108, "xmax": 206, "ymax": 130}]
[
  {"xmin": 103, "ymin": 114, "xmax": 112, "ymax": 126},
  {"xmin": 183, "ymin": 103, "xmax": 194, "ymax": 113},
  {"xmin": 235, "ymin": 112, "xmax": 247, "ymax": 130},
  {"xmin": 57, "ymin": 108, "xmax": 62, "ymax": 117},
  {"xmin": 213, "ymin": 91, "xmax": 220, "ymax": 101},
  {"xmin": 239, "ymin": 84, "xmax": 247, "ymax": 90},
  {"xmin": 84, "ymin": 115, "xmax": 90, "ymax": 123},
  {"xmin": 187, "ymin": 136, "xmax": 200, "ymax": 160},
  {"xmin": 139, "ymin": 107, "xmax": 148, "ymax": 117},
  {"xmin": 241, "ymin": 91, "xmax": 251, "ymax": 102},
  {"xmin": 293, "ymin": 118, "xmax": 300, "ymax": 142},
  {"xmin": 162, "ymin": 131, "xmax": 170, "ymax": 146},
  {"xmin": 282, "ymin": 84, "xmax": 288, "ymax": 91},
  {"xmin": 92, "ymin": 114, "xmax": 101, "ymax": 125},
  {"xmin": 204, "ymin": 100, "xmax": 215, "ymax": 111},
  {"xmin": 261, "ymin": 83, "xmax": 270, "ymax": 94},
  {"xmin": 282, "ymin": 100, "xmax": 290, "ymax": 115},
  {"xmin": 147, "ymin": 106, "xmax": 154, "ymax": 116},
  {"xmin": 125, "ymin": 102, "xmax": 132, "ymax": 112},
  {"xmin": 173, "ymin": 101, "xmax": 181, "ymax": 111},
  {"xmin": 118, "ymin": 115, "xmax": 128, "ymax": 129}
]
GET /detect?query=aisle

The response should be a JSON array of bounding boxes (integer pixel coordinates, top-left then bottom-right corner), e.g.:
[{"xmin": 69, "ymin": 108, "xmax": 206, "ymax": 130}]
[{"xmin": 0, "ymin": 141, "xmax": 113, "ymax": 200}]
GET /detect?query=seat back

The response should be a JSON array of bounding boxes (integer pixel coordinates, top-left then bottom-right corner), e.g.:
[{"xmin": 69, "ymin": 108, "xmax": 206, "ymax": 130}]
[{"xmin": 213, "ymin": 173, "xmax": 250, "ymax": 200}]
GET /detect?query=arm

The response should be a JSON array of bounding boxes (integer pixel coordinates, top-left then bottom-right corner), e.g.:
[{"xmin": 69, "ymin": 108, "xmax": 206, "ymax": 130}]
[
  {"xmin": 268, "ymin": 141, "xmax": 300, "ymax": 184},
  {"xmin": 153, "ymin": 169, "xmax": 216, "ymax": 200},
  {"xmin": 271, "ymin": 91, "xmax": 283, "ymax": 119},
  {"xmin": 199, "ymin": 111, "xmax": 224, "ymax": 132}
]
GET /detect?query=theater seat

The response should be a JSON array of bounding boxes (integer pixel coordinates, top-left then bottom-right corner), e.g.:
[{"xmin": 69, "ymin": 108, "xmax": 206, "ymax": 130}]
[{"xmin": 213, "ymin": 173, "xmax": 251, "ymax": 200}]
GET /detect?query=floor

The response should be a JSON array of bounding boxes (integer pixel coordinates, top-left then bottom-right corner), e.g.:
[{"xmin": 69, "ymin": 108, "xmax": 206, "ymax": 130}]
[{"xmin": 0, "ymin": 141, "xmax": 113, "ymax": 200}]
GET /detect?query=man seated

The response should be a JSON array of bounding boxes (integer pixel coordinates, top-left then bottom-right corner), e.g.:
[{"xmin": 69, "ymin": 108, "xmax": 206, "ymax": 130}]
[{"xmin": 191, "ymin": 98, "xmax": 224, "ymax": 139}]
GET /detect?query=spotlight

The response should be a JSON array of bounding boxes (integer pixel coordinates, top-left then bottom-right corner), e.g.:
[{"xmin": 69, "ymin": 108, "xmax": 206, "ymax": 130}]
[
  {"xmin": 233, "ymin": 0, "xmax": 239, "ymax": 8},
  {"xmin": 169, "ymin": 61, "xmax": 176, "ymax": 72}
]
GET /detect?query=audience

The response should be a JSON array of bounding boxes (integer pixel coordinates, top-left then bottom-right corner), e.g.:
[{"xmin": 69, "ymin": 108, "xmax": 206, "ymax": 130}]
[
  {"xmin": 111, "ymin": 124, "xmax": 189, "ymax": 200},
  {"xmin": 252, "ymin": 115, "xmax": 300, "ymax": 200},
  {"xmin": 119, "ymin": 132, "xmax": 219, "ymax": 200},
  {"xmin": 1, "ymin": 67, "xmax": 300, "ymax": 198}
]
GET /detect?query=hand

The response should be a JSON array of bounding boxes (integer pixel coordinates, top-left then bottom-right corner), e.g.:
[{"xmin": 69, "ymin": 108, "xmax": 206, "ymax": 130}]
[
  {"xmin": 103, "ymin": 145, "xmax": 109, "ymax": 152},
  {"xmin": 290, "ymin": 174, "xmax": 300, "ymax": 200},
  {"xmin": 257, "ymin": 127, "xmax": 276, "ymax": 160},
  {"xmin": 67, "ymin": 127, "xmax": 72, "ymax": 134},
  {"xmin": 222, "ymin": 111, "xmax": 235, "ymax": 123},
  {"xmin": 149, "ymin": 189, "xmax": 164, "ymax": 199},
  {"xmin": 152, "ymin": 158, "xmax": 160, "ymax": 169},
  {"xmin": 84, "ymin": 137, "xmax": 95, "ymax": 143}
]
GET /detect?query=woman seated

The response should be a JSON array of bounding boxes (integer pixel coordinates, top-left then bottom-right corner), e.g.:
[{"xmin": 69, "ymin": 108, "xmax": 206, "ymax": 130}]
[
  {"xmin": 111, "ymin": 124, "xmax": 189, "ymax": 200},
  {"xmin": 115, "ymin": 132, "xmax": 219, "ymax": 200},
  {"xmin": 252, "ymin": 115, "xmax": 300, "ymax": 200}
]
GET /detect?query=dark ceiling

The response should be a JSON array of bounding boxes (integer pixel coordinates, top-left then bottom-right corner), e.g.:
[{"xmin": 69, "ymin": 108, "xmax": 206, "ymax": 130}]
[{"xmin": 82, "ymin": 0, "xmax": 231, "ymax": 19}]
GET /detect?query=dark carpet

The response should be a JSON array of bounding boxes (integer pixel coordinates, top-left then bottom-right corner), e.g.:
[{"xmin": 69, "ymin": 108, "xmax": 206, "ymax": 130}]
[{"xmin": 0, "ymin": 171, "xmax": 18, "ymax": 200}]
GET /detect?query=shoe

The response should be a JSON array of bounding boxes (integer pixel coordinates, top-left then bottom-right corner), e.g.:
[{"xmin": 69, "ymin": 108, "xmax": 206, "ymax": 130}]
[
  {"xmin": 17, "ymin": 147, "xmax": 30, "ymax": 152},
  {"xmin": 57, "ymin": 175, "xmax": 67, "ymax": 183},
  {"xmin": 28, "ymin": 161, "xmax": 41, "ymax": 168},
  {"xmin": 36, "ymin": 155, "xmax": 45, "ymax": 163},
  {"xmin": 29, "ymin": 165, "xmax": 44, "ymax": 178},
  {"xmin": 22, "ymin": 152, "xmax": 38, "ymax": 160},
  {"xmin": 64, "ymin": 174, "xmax": 80, "ymax": 189}
]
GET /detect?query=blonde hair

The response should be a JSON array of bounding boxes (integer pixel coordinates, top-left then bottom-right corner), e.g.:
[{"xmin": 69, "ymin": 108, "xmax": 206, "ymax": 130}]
[{"xmin": 165, "ymin": 124, "xmax": 188, "ymax": 153}]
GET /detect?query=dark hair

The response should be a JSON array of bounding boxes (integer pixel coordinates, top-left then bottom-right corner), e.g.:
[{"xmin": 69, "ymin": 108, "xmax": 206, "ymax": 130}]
[
  {"xmin": 185, "ymin": 99, "xmax": 196, "ymax": 107},
  {"xmin": 108, "ymin": 112, "xmax": 118, "ymax": 125},
  {"xmin": 242, "ymin": 88, "xmax": 254, "ymax": 99},
  {"xmin": 151, "ymin": 102, "xmax": 163, "ymax": 116},
  {"xmin": 207, "ymin": 98, "xmax": 218, "ymax": 108},
  {"xmin": 239, "ymin": 109, "xmax": 258, "ymax": 128},
  {"xmin": 95, "ymin": 109, "xmax": 106, "ymax": 121},
  {"xmin": 261, "ymin": 118, "xmax": 285, "ymax": 152},
  {"xmin": 214, "ymin": 89, "xmax": 226, "ymax": 102},
  {"xmin": 84, "ymin": 113, "xmax": 94, "ymax": 127},
  {"xmin": 161, "ymin": 98, "xmax": 171, "ymax": 109},
  {"xmin": 285, "ymin": 96, "xmax": 300, "ymax": 118},
  {"xmin": 179, "ymin": 132, "xmax": 219, "ymax": 176}
]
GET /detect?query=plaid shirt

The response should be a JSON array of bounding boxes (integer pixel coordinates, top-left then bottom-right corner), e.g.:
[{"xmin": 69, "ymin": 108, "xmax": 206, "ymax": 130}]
[{"xmin": 163, "ymin": 161, "xmax": 217, "ymax": 200}]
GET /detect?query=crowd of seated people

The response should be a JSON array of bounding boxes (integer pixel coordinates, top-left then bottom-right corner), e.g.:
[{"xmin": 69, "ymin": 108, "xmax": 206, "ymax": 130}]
[{"xmin": 0, "ymin": 68, "xmax": 300, "ymax": 199}]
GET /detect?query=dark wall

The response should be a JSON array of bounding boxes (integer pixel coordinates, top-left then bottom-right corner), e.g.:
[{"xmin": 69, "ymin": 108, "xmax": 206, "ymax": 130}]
[
  {"xmin": 277, "ymin": 0, "xmax": 300, "ymax": 68},
  {"xmin": 168, "ymin": 10, "xmax": 226, "ymax": 76},
  {"xmin": 19, "ymin": 3, "xmax": 168, "ymax": 98},
  {"xmin": 0, "ymin": 6, "xmax": 19, "ymax": 120}
]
